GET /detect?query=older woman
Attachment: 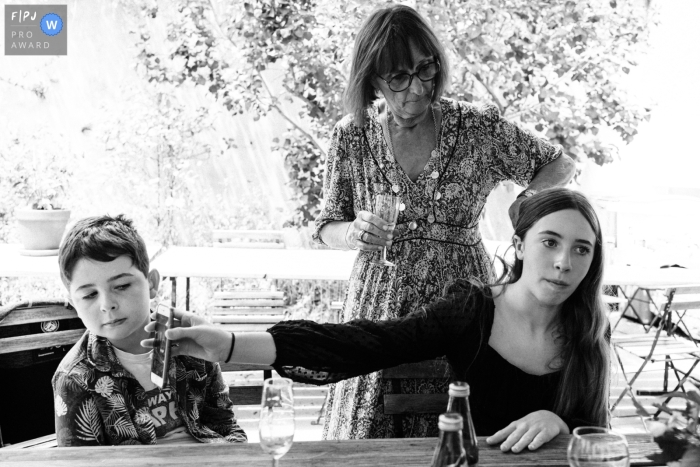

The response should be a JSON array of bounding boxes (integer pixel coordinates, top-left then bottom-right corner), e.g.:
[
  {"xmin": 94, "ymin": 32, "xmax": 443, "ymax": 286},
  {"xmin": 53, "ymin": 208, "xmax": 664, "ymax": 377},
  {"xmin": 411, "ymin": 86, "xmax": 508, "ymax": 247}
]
[{"xmin": 306, "ymin": 4, "xmax": 575, "ymax": 439}]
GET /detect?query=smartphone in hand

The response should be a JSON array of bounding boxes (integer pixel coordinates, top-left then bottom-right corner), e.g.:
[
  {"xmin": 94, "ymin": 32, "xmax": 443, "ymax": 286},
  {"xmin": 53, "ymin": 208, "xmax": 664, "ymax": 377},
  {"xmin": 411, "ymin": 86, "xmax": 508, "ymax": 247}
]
[{"xmin": 151, "ymin": 304, "xmax": 174, "ymax": 388}]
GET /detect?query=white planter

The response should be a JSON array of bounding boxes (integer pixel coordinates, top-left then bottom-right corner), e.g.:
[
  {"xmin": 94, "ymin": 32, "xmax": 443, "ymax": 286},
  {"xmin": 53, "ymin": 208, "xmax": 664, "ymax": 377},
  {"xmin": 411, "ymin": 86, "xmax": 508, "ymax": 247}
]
[{"xmin": 16, "ymin": 209, "xmax": 71, "ymax": 255}]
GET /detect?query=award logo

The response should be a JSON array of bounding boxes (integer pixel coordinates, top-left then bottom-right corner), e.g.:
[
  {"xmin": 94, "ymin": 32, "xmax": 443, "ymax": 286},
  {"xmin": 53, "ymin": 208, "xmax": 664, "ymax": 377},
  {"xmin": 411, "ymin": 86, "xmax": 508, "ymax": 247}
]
[{"xmin": 5, "ymin": 5, "xmax": 67, "ymax": 56}]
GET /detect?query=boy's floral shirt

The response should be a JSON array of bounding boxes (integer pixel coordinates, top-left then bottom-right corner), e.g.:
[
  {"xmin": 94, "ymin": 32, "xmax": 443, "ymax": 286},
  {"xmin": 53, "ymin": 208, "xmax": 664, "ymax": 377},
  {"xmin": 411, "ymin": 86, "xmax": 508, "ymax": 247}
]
[{"xmin": 52, "ymin": 331, "xmax": 247, "ymax": 446}]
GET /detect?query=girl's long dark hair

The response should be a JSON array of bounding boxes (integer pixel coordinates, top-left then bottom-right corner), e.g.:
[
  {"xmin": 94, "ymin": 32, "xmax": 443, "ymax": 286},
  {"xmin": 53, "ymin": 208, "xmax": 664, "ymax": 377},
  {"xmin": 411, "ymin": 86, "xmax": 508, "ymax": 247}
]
[{"xmin": 494, "ymin": 188, "xmax": 610, "ymax": 427}]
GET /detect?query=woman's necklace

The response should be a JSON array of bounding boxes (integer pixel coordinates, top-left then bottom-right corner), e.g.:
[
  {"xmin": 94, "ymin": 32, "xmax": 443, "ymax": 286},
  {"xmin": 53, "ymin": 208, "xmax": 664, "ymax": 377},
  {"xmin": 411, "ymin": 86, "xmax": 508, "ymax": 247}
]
[
  {"xmin": 386, "ymin": 104, "xmax": 442, "ymax": 182},
  {"xmin": 364, "ymin": 102, "xmax": 464, "ymax": 232}
]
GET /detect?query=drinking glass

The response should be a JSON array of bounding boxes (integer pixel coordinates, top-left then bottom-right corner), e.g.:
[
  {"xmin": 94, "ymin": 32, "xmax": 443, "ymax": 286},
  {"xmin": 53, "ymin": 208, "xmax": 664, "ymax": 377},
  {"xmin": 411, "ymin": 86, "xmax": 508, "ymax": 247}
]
[
  {"xmin": 259, "ymin": 378, "xmax": 295, "ymax": 467},
  {"xmin": 371, "ymin": 194, "xmax": 401, "ymax": 267},
  {"xmin": 567, "ymin": 426, "xmax": 630, "ymax": 467}
]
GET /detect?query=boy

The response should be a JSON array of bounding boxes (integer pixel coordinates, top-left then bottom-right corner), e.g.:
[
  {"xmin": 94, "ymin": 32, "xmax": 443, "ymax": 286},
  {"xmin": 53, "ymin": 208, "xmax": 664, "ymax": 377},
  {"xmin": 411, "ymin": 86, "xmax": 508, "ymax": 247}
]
[{"xmin": 52, "ymin": 215, "xmax": 247, "ymax": 446}]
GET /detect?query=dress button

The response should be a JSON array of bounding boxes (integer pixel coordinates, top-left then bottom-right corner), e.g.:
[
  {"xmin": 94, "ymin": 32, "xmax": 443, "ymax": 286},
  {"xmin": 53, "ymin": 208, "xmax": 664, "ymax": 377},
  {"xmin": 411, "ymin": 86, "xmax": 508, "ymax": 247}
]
[
  {"xmin": 431, "ymin": 171, "xmax": 439, "ymax": 179},
  {"xmin": 399, "ymin": 203, "xmax": 406, "ymax": 211},
  {"xmin": 392, "ymin": 184, "xmax": 400, "ymax": 193},
  {"xmin": 427, "ymin": 214, "xmax": 435, "ymax": 224},
  {"xmin": 435, "ymin": 192, "xmax": 442, "ymax": 200},
  {"xmin": 408, "ymin": 221, "xmax": 418, "ymax": 230}
]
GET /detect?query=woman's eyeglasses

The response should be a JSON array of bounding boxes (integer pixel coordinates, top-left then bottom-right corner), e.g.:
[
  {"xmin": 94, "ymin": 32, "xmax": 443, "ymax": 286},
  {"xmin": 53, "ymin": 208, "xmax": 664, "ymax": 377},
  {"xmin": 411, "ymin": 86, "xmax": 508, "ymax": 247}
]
[{"xmin": 377, "ymin": 60, "xmax": 440, "ymax": 92}]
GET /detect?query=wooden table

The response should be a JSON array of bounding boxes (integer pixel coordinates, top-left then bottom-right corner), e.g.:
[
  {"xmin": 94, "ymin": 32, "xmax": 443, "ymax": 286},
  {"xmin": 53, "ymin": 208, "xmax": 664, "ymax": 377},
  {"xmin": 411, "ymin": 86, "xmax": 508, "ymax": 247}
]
[
  {"xmin": 150, "ymin": 247, "xmax": 358, "ymax": 308},
  {"xmin": 0, "ymin": 243, "xmax": 163, "ymax": 279},
  {"xmin": 603, "ymin": 265, "xmax": 700, "ymax": 330},
  {"xmin": 0, "ymin": 434, "xmax": 662, "ymax": 466},
  {"xmin": 603, "ymin": 264, "xmax": 700, "ymax": 288},
  {"xmin": 0, "ymin": 244, "xmax": 60, "ymax": 277},
  {"xmin": 150, "ymin": 247, "xmax": 357, "ymax": 281}
]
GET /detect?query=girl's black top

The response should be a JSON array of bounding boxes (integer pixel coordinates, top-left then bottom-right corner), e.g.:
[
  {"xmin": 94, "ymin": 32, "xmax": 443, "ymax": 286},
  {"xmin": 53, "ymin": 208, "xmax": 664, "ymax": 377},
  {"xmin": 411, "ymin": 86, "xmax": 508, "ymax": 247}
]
[{"xmin": 269, "ymin": 281, "xmax": 592, "ymax": 435}]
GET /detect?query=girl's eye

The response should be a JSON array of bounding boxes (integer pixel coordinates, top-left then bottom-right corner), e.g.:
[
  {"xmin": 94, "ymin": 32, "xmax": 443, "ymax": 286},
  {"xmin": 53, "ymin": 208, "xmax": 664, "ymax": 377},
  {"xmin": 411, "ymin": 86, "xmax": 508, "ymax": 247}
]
[
  {"xmin": 542, "ymin": 239, "xmax": 557, "ymax": 247},
  {"xmin": 82, "ymin": 291, "xmax": 97, "ymax": 300},
  {"xmin": 575, "ymin": 246, "xmax": 592, "ymax": 255},
  {"xmin": 115, "ymin": 283, "xmax": 131, "ymax": 291}
]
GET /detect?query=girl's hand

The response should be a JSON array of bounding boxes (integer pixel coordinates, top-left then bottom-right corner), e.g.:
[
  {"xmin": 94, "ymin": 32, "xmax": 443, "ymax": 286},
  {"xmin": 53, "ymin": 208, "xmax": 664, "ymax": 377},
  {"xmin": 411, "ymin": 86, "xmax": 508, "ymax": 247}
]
[
  {"xmin": 486, "ymin": 410, "xmax": 569, "ymax": 452},
  {"xmin": 141, "ymin": 308, "xmax": 232, "ymax": 363},
  {"xmin": 347, "ymin": 211, "xmax": 394, "ymax": 252}
]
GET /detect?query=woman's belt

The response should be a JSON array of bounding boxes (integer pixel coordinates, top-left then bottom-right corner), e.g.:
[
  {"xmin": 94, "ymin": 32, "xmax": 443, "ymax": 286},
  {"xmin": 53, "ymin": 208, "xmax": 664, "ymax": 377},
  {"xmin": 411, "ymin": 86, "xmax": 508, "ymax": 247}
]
[{"xmin": 393, "ymin": 219, "xmax": 482, "ymax": 248}]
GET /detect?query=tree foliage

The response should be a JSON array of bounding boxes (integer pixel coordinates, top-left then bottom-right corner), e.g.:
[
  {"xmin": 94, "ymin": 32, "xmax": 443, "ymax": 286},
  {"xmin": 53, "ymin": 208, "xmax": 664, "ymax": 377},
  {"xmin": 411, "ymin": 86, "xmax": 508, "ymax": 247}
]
[{"xmin": 134, "ymin": 0, "xmax": 656, "ymax": 226}]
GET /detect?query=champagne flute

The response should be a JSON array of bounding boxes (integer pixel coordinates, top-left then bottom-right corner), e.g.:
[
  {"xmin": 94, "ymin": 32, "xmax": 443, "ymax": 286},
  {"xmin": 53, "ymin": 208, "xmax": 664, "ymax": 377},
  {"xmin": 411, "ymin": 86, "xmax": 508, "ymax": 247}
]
[
  {"xmin": 259, "ymin": 378, "xmax": 295, "ymax": 467},
  {"xmin": 567, "ymin": 426, "xmax": 630, "ymax": 467},
  {"xmin": 371, "ymin": 193, "xmax": 401, "ymax": 267}
]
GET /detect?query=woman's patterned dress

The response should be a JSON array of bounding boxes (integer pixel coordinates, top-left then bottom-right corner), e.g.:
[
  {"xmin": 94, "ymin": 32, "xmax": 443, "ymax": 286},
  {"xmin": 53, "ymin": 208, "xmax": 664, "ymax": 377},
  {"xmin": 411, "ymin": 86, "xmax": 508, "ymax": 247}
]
[{"xmin": 312, "ymin": 97, "xmax": 561, "ymax": 439}]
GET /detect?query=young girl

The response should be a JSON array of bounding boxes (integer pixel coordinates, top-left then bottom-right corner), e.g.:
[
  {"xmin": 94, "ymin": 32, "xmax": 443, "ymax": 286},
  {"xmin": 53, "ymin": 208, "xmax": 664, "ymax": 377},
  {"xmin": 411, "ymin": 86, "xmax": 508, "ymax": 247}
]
[{"xmin": 144, "ymin": 188, "xmax": 610, "ymax": 452}]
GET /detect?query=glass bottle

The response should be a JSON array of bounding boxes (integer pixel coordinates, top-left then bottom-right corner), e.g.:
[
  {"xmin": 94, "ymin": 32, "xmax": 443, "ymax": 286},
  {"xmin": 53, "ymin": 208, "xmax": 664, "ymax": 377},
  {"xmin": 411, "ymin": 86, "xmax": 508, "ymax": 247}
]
[
  {"xmin": 446, "ymin": 381, "xmax": 479, "ymax": 466},
  {"xmin": 430, "ymin": 413, "xmax": 466, "ymax": 467}
]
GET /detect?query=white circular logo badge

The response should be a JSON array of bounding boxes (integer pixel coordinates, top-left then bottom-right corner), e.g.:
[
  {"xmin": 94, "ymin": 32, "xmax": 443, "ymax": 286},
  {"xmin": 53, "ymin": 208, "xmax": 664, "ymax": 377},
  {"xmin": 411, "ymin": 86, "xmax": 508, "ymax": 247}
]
[{"xmin": 41, "ymin": 320, "xmax": 60, "ymax": 333}]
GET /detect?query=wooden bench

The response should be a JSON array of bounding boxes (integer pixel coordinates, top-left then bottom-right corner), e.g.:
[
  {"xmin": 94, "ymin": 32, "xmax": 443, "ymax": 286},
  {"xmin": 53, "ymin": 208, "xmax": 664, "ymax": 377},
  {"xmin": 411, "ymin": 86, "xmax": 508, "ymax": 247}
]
[
  {"xmin": 220, "ymin": 362, "xmax": 274, "ymax": 405},
  {"xmin": 1, "ymin": 433, "xmax": 57, "ymax": 449},
  {"xmin": 209, "ymin": 290, "xmax": 287, "ymax": 332},
  {"xmin": 0, "ymin": 300, "xmax": 86, "ymax": 448},
  {"xmin": 0, "ymin": 301, "xmax": 85, "ymax": 356},
  {"xmin": 381, "ymin": 358, "xmax": 451, "ymax": 438}
]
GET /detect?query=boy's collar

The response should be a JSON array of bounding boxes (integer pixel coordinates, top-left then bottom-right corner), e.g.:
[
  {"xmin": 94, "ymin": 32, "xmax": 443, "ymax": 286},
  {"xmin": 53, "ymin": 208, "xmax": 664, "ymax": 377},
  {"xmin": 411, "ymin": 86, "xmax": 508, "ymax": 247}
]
[{"xmin": 86, "ymin": 332, "xmax": 129, "ymax": 378}]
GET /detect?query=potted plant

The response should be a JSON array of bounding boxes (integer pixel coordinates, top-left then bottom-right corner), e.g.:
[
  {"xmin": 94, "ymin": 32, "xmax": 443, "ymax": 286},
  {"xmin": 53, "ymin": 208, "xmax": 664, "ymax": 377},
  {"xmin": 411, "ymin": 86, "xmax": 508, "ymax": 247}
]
[
  {"xmin": 16, "ymin": 199, "xmax": 71, "ymax": 256},
  {"xmin": 9, "ymin": 154, "xmax": 71, "ymax": 256}
]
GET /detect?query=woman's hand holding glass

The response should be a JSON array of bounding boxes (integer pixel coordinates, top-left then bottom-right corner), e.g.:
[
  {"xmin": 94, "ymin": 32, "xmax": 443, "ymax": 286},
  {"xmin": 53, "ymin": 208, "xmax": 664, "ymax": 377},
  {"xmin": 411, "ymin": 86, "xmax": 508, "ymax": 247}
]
[
  {"xmin": 371, "ymin": 194, "xmax": 401, "ymax": 266},
  {"xmin": 346, "ymin": 210, "xmax": 395, "ymax": 252}
]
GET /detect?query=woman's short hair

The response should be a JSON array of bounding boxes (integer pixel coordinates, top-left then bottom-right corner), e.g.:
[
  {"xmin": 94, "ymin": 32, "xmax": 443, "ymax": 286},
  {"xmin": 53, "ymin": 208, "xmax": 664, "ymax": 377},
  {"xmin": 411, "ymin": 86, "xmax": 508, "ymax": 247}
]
[{"xmin": 344, "ymin": 4, "xmax": 450, "ymax": 126}]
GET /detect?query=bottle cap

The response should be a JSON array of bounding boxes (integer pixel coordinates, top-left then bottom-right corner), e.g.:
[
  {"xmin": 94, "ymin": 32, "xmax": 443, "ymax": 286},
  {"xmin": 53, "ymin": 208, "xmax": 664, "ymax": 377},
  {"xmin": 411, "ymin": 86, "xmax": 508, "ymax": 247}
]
[
  {"xmin": 438, "ymin": 413, "xmax": 463, "ymax": 431},
  {"xmin": 449, "ymin": 381, "xmax": 470, "ymax": 397}
]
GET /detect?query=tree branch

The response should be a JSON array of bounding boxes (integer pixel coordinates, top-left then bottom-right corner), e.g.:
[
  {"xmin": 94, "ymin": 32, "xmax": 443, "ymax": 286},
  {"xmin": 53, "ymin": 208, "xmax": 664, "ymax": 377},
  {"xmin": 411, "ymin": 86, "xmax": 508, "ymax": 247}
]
[
  {"xmin": 471, "ymin": 71, "xmax": 505, "ymax": 114},
  {"xmin": 205, "ymin": 0, "xmax": 327, "ymax": 156},
  {"xmin": 257, "ymin": 71, "xmax": 327, "ymax": 155},
  {"xmin": 502, "ymin": 49, "xmax": 604, "ymax": 120},
  {"xmin": 441, "ymin": 8, "xmax": 504, "ymax": 113},
  {"xmin": 0, "ymin": 76, "xmax": 45, "ymax": 99}
]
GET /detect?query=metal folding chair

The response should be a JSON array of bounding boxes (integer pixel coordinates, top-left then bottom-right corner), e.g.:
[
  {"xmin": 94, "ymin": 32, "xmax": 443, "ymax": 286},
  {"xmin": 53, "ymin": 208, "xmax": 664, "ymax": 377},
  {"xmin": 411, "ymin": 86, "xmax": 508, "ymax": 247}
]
[
  {"xmin": 611, "ymin": 286, "xmax": 700, "ymax": 417},
  {"xmin": 609, "ymin": 285, "xmax": 666, "ymax": 333}
]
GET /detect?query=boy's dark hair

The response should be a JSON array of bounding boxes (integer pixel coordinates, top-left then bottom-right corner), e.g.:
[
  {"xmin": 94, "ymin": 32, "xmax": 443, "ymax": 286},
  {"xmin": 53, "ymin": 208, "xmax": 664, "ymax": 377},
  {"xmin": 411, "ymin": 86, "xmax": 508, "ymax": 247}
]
[{"xmin": 58, "ymin": 214, "xmax": 150, "ymax": 285}]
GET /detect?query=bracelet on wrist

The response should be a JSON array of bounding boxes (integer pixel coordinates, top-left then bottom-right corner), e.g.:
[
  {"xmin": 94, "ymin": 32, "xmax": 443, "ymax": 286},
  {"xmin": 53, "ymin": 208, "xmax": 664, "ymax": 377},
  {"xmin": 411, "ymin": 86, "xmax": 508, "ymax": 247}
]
[{"xmin": 225, "ymin": 332, "xmax": 236, "ymax": 363}]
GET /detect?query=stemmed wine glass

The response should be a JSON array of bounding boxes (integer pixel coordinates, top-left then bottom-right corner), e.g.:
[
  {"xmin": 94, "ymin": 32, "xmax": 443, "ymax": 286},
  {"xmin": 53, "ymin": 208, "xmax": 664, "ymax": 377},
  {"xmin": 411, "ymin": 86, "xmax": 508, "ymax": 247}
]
[
  {"xmin": 371, "ymin": 193, "xmax": 401, "ymax": 267},
  {"xmin": 567, "ymin": 426, "xmax": 630, "ymax": 467},
  {"xmin": 259, "ymin": 378, "xmax": 295, "ymax": 467}
]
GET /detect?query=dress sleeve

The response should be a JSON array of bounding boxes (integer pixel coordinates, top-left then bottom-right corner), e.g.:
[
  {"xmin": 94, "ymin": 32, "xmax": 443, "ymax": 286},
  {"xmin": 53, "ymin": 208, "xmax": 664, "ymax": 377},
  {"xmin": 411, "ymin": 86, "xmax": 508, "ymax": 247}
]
[
  {"xmin": 474, "ymin": 103, "xmax": 562, "ymax": 187},
  {"xmin": 312, "ymin": 121, "xmax": 356, "ymax": 245},
  {"xmin": 199, "ymin": 361, "xmax": 248, "ymax": 443},
  {"xmin": 53, "ymin": 368, "xmax": 106, "ymax": 447},
  {"xmin": 269, "ymin": 289, "xmax": 479, "ymax": 385}
]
